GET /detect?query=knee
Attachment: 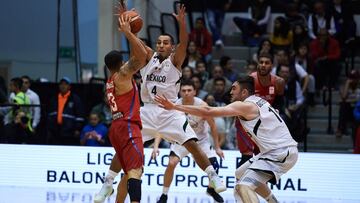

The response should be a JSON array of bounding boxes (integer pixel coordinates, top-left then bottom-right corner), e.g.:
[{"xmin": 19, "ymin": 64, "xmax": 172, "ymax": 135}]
[
  {"xmin": 167, "ymin": 157, "xmax": 179, "ymax": 169},
  {"xmin": 237, "ymin": 184, "xmax": 253, "ymax": 196},
  {"xmin": 127, "ymin": 168, "xmax": 143, "ymax": 180}
]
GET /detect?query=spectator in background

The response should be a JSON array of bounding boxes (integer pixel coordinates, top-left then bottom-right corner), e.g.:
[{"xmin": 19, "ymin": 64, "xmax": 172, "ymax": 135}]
[
  {"xmin": 295, "ymin": 43, "xmax": 316, "ymax": 105},
  {"xmin": 308, "ymin": 0, "xmax": 336, "ymax": 40},
  {"xmin": 91, "ymin": 94, "xmax": 112, "ymax": 127},
  {"xmin": 292, "ymin": 0, "xmax": 311, "ymax": 19},
  {"xmin": 194, "ymin": 60, "xmax": 210, "ymax": 83},
  {"xmin": 233, "ymin": 0, "xmax": 271, "ymax": 46},
  {"xmin": 244, "ymin": 60, "xmax": 258, "ymax": 76},
  {"xmin": 220, "ymin": 56, "xmax": 238, "ymax": 82},
  {"xmin": 273, "ymin": 49, "xmax": 309, "ymax": 95},
  {"xmin": 252, "ymin": 39, "xmax": 273, "ymax": 63},
  {"xmin": 191, "ymin": 74, "xmax": 208, "ymax": 100},
  {"xmin": 309, "ymin": 28, "xmax": 341, "ymax": 91},
  {"xmin": 5, "ymin": 78, "xmax": 32, "ymax": 128},
  {"xmin": 277, "ymin": 65, "xmax": 306, "ymax": 141},
  {"xmin": 206, "ymin": 0, "xmax": 231, "ymax": 48},
  {"xmin": 47, "ymin": 77, "xmax": 84, "ymax": 145},
  {"xmin": 204, "ymin": 94, "xmax": 226, "ymax": 148},
  {"xmin": 292, "ymin": 23, "xmax": 310, "ymax": 51},
  {"xmin": 9, "ymin": 76, "xmax": 40, "ymax": 131},
  {"xmin": 203, "ymin": 65, "xmax": 232, "ymax": 94},
  {"xmin": 80, "ymin": 113, "xmax": 108, "ymax": 146},
  {"xmin": 0, "ymin": 75, "xmax": 7, "ymax": 104},
  {"xmin": 330, "ymin": 0, "xmax": 357, "ymax": 47},
  {"xmin": 182, "ymin": 41, "xmax": 202, "ymax": 69},
  {"xmin": 270, "ymin": 16, "xmax": 293, "ymax": 50},
  {"xmin": 189, "ymin": 17, "xmax": 213, "ymax": 62},
  {"xmin": 213, "ymin": 77, "xmax": 227, "ymax": 106},
  {"xmin": 3, "ymin": 111, "xmax": 32, "ymax": 144},
  {"xmin": 285, "ymin": 2, "xmax": 308, "ymax": 29},
  {"xmin": 336, "ymin": 70, "xmax": 360, "ymax": 138},
  {"xmin": 182, "ymin": 66, "xmax": 194, "ymax": 81}
]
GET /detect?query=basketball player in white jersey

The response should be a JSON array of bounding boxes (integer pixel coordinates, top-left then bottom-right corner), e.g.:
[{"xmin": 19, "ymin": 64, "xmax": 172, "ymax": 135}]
[
  {"xmin": 94, "ymin": 4, "xmax": 226, "ymax": 203},
  {"xmin": 155, "ymin": 75, "xmax": 298, "ymax": 203},
  {"xmin": 153, "ymin": 80, "xmax": 225, "ymax": 203}
]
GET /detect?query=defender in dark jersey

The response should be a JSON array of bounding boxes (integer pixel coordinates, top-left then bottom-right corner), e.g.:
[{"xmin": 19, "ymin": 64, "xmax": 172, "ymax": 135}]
[{"xmin": 98, "ymin": 15, "xmax": 147, "ymax": 203}]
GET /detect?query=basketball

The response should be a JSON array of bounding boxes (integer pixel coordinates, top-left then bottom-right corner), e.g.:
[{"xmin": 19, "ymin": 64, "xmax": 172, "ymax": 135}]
[{"xmin": 122, "ymin": 10, "xmax": 143, "ymax": 33}]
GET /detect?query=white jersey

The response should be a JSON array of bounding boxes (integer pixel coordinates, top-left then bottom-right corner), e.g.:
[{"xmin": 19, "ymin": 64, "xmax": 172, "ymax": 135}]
[
  {"xmin": 140, "ymin": 53, "xmax": 181, "ymax": 103},
  {"xmin": 175, "ymin": 97, "xmax": 209, "ymax": 141},
  {"xmin": 239, "ymin": 95, "xmax": 297, "ymax": 153}
]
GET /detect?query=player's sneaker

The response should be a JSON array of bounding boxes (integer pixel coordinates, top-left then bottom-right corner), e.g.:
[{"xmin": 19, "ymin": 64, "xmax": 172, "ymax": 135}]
[
  {"xmin": 206, "ymin": 187, "xmax": 224, "ymax": 203},
  {"xmin": 94, "ymin": 184, "xmax": 114, "ymax": 203},
  {"xmin": 156, "ymin": 194, "xmax": 168, "ymax": 203},
  {"xmin": 209, "ymin": 175, "xmax": 227, "ymax": 193}
]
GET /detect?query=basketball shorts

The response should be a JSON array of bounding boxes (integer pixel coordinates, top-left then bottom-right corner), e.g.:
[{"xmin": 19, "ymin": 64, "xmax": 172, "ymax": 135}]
[
  {"xmin": 235, "ymin": 146, "xmax": 298, "ymax": 188},
  {"xmin": 109, "ymin": 121, "xmax": 144, "ymax": 173},
  {"xmin": 140, "ymin": 103, "xmax": 197, "ymax": 145},
  {"xmin": 170, "ymin": 136, "xmax": 216, "ymax": 159}
]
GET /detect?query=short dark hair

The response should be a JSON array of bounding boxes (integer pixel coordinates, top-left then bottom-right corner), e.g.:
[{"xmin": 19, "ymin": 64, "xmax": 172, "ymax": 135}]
[
  {"xmin": 219, "ymin": 56, "xmax": 231, "ymax": 68},
  {"xmin": 214, "ymin": 77, "xmax": 226, "ymax": 84},
  {"xmin": 258, "ymin": 52, "xmax": 273, "ymax": 63},
  {"xmin": 180, "ymin": 79, "xmax": 196, "ymax": 89},
  {"xmin": 21, "ymin": 75, "xmax": 31, "ymax": 84},
  {"xmin": 195, "ymin": 17, "xmax": 205, "ymax": 23},
  {"xmin": 236, "ymin": 76, "xmax": 255, "ymax": 95},
  {"xmin": 11, "ymin": 77, "xmax": 23, "ymax": 89},
  {"xmin": 161, "ymin": 33, "xmax": 175, "ymax": 44},
  {"xmin": 104, "ymin": 50, "xmax": 123, "ymax": 71}
]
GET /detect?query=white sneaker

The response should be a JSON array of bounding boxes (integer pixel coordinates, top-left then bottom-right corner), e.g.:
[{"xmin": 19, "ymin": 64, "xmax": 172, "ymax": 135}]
[
  {"xmin": 209, "ymin": 175, "xmax": 226, "ymax": 193},
  {"xmin": 94, "ymin": 184, "xmax": 114, "ymax": 203}
]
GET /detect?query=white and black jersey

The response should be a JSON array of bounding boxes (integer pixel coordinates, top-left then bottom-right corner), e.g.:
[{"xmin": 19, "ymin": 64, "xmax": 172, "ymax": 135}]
[
  {"xmin": 239, "ymin": 95, "xmax": 298, "ymax": 153},
  {"xmin": 140, "ymin": 53, "xmax": 181, "ymax": 103}
]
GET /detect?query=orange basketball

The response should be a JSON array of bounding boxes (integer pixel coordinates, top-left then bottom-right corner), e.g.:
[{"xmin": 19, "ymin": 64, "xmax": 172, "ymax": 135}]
[{"xmin": 122, "ymin": 10, "xmax": 143, "ymax": 33}]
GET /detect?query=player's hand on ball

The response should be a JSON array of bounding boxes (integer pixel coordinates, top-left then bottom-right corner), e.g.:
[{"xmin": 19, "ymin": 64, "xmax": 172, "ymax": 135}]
[
  {"xmin": 155, "ymin": 95, "xmax": 175, "ymax": 110},
  {"xmin": 118, "ymin": 15, "xmax": 131, "ymax": 34}
]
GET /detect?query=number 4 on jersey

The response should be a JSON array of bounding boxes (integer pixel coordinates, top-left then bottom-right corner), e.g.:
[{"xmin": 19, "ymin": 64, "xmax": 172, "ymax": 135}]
[{"xmin": 151, "ymin": 86, "xmax": 157, "ymax": 95}]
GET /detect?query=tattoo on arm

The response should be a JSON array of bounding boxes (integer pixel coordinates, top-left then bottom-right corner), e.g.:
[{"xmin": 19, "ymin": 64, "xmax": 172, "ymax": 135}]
[{"xmin": 121, "ymin": 57, "xmax": 141, "ymax": 75}]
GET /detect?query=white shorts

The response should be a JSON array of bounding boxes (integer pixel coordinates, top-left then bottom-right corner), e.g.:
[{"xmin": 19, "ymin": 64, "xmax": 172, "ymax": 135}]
[
  {"xmin": 235, "ymin": 146, "xmax": 298, "ymax": 188},
  {"xmin": 140, "ymin": 103, "xmax": 197, "ymax": 145},
  {"xmin": 170, "ymin": 137, "xmax": 216, "ymax": 159}
]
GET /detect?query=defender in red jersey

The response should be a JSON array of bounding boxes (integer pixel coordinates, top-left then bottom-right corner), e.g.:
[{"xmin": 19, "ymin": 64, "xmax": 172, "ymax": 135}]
[{"xmin": 96, "ymin": 14, "xmax": 147, "ymax": 203}]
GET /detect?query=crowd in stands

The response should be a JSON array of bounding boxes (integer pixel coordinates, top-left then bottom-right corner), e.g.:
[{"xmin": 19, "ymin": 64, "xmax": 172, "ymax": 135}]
[{"xmin": 0, "ymin": 0, "xmax": 360, "ymax": 153}]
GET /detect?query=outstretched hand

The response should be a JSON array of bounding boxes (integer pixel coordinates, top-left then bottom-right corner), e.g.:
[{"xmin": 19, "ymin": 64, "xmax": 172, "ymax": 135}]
[
  {"xmin": 173, "ymin": 4, "xmax": 186, "ymax": 25},
  {"xmin": 154, "ymin": 95, "xmax": 176, "ymax": 110},
  {"xmin": 118, "ymin": 15, "xmax": 131, "ymax": 34}
]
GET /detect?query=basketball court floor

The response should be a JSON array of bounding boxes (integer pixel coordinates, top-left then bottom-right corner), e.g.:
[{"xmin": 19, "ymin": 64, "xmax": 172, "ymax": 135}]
[{"xmin": 0, "ymin": 186, "xmax": 358, "ymax": 203}]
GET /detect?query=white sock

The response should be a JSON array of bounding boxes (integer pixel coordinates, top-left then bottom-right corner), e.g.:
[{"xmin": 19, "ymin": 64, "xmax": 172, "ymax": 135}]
[
  {"xmin": 265, "ymin": 193, "xmax": 279, "ymax": 203},
  {"xmin": 162, "ymin": 187, "xmax": 169, "ymax": 195},
  {"xmin": 105, "ymin": 170, "xmax": 118, "ymax": 185},
  {"xmin": 205, "ymin": 165, "xmax": 217, "ymax": 178}
]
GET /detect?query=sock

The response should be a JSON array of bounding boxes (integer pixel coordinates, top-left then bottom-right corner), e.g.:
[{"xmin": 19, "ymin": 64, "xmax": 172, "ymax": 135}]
[
  {"xmin": 205, "ymin": 165, "xmax": 217, "ymax": 179},
  {"xmin": 105, "ymin": 170, "xmax": 118, "ymax": 185},
  {"xmin": 265, "ymin": 193, "xmax": 279, "ymax": 203},
  {"xmin": 162, "ymin": 187, "xmax": 169, "ymax": 195}
]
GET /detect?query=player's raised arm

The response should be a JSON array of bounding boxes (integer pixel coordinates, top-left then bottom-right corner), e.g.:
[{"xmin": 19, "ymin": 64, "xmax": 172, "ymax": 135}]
[
  {"xmin": 118, "ymin": 15, "xmax": 147, "ymax": 75},
  {"xmin": 171, "ymin": 4, "xmax": 188, "ymax": 70},
  {"xmin": 155, "ymin": 95, "xmax": 258, "ymax": 120}
]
